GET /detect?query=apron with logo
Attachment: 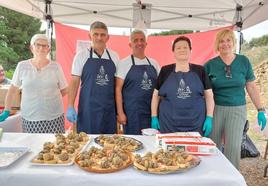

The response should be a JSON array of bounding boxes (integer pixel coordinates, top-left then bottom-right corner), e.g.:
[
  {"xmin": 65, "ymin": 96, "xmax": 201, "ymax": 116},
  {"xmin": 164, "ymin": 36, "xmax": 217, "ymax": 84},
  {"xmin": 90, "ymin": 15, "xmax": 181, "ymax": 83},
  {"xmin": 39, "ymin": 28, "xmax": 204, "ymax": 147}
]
[
  {"xmin": 123, "ymin": 55, "xmax": 157, "ymax": 134},
  {"xmin": 158, "ymin": 65, "xmax": 205, "ymax": 133},
  {"xmin": 77, "ymin": 48, "xmax": 116, "ymax": 134}
]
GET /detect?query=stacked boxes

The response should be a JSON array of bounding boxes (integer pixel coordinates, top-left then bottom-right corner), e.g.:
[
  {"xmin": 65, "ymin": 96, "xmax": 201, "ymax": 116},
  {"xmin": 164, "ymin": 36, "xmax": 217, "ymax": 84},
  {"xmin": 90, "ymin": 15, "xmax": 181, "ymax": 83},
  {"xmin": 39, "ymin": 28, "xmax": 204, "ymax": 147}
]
[{"xmin": 156, "ymin": 132, "xmax": 217, "ymax": 156}]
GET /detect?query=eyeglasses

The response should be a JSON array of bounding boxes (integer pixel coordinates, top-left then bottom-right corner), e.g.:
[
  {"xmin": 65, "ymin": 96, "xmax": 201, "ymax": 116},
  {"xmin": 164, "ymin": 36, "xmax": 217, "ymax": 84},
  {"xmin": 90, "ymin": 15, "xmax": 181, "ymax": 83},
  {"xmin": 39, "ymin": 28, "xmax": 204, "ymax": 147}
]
[
  {"xmin": 225, "ymin": 65, "xmax": 232, "ymax": 79},
  {"xmin": 34, "ymin": 43, "xmax": 49, "ymax": 49}
]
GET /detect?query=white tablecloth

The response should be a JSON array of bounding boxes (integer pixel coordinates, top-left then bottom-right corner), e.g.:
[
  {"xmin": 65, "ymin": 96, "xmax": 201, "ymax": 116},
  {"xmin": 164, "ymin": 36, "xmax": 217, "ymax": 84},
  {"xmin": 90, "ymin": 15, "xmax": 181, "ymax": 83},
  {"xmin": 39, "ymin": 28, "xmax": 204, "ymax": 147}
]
[
  {"xmin": 0, "ymin": 133, "xmax": 247, "ymax": 186},
  {"xmin": 0, "ymin": 114, "xmax": 22, "ymax": 132}
]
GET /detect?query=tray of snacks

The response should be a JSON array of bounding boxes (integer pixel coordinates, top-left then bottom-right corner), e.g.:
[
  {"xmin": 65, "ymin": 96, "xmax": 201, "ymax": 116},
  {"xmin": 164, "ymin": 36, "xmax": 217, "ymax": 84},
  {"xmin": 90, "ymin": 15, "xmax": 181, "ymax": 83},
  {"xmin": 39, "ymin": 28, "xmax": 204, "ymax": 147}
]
[
  {"xmin": 94, "ymin": 135, "xmax": 143, "ymax": 152},
  {"xmin": 31, "ymin": 132, "xmax": 90, "ymax": 166},
  {"xmin": 0, "ymin": 147, "xmax": 30, "ymax": 168},
  {"xmin": 75, "ymin": 146, "xmax": 133, "ymax": 173},
  {"xmin": 133, "ymin": 148, "xmax": 201, "ymax": 174}
]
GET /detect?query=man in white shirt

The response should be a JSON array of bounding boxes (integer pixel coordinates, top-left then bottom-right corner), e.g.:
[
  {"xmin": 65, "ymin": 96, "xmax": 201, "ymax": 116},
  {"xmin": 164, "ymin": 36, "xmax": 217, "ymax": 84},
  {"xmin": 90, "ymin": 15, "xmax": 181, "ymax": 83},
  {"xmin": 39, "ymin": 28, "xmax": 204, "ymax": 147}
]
[
  {"xmin": 67, "ymin": 21, "xmax": 119, "ymax": 134},
  {"xmin": 115, "ymin": 30, "xmax": 160, "ymax": 134}
]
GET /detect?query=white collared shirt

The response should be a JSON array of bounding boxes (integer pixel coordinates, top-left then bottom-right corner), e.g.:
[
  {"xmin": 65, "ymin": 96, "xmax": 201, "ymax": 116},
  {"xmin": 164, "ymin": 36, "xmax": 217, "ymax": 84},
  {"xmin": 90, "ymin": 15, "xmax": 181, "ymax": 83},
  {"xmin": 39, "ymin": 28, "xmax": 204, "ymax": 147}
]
[
  {"xmin": 71, "ymin": 47, "xmax": 119, "ymax": 76},
  {"xmin": 116, "ymin": 55, "xmax": 161, "ymax": 80}
]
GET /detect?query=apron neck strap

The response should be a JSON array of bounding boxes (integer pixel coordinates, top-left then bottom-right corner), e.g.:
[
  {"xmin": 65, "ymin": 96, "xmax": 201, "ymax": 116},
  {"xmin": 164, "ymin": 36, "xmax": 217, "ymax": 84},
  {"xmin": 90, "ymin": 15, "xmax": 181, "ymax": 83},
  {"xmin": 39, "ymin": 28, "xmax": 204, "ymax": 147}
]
[
  {"xmin": 90, "ymin": 48, "xmax": 111, "ymax": 60},
  {"xmin": 106, "ymin": 49, "xmax": 112, "ymax": 60},
  {"xmin": 131, "ymin": 55, "xmax": 152, "ymax": 66},
  {"xmin": 131, "ymin": 55, "xmax": 135, "ymax": 65},
  {"xmin": 145, "ymin": 57, "xmax": 152, "ymax": 66},
  {"xmin": 173, "ymin": 63, "xmax": 192, "ymax": 73},
  {"xmin": 89, "ymin": 48, "xmax": 93, "ymax": 58}
]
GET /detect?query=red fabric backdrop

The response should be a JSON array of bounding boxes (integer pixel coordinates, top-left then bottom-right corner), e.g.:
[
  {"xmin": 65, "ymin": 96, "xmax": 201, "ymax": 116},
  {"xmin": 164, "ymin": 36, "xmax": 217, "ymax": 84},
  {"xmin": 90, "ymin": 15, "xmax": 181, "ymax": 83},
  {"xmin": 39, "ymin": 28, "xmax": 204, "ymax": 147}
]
[{"xmin": 54, "ymin": 22, "xmax": 230, "ymax": 128}]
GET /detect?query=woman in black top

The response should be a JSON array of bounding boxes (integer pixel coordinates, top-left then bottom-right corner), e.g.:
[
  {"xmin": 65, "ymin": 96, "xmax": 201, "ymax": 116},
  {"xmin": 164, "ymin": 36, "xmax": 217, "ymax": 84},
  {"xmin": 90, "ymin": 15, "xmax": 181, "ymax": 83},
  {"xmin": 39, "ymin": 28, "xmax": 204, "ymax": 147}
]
[{"xmin": 151, "ymin": 36, "xmax": 214, "ymax": 136}]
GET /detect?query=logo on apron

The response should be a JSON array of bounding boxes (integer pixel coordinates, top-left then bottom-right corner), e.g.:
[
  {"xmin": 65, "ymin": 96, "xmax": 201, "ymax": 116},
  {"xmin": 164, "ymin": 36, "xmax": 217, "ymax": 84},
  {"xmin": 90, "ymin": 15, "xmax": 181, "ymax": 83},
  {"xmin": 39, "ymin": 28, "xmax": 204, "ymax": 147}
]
[
  {"xmin": 177, "ymin": 79, "xmax": 192, "ymax": 99},
  {"xmin": 96, "ymin": 65, "xmax": 109, "ymax": 86},
  {"xmin": 140, "ymin": 71, "xmax": 152, "ymax": 90}
]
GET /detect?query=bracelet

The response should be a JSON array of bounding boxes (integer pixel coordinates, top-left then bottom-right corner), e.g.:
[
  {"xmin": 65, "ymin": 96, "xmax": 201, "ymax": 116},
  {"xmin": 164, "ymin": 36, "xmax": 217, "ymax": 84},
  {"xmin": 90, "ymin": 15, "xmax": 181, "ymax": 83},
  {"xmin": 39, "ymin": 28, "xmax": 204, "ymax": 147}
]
[{"xmin": 257, "ymin": 107, "xmax": 265, "ymax": 112}]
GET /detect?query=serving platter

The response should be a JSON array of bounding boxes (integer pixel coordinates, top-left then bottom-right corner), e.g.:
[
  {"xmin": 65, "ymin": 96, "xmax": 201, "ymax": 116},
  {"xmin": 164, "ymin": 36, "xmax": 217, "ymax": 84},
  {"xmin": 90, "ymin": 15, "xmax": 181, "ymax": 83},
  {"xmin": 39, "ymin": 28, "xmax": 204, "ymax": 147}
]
[
  {"xmin": 30, "ymin": 133, "xmax": 91, "ymax": 166},
  {"xmin": 133, "ymin": 150, "xmax": 201, "ymax": 174},
  {"xmin": 0, "ymin": 147, "xmax": 30, "ymax": 168},
  {"xmin": 75, "ymin": 146, "xmax": 133, "ymax": 173},
  {"xmin": 94, "ymin": 135, "xmax": 143, "ymax": 151}
]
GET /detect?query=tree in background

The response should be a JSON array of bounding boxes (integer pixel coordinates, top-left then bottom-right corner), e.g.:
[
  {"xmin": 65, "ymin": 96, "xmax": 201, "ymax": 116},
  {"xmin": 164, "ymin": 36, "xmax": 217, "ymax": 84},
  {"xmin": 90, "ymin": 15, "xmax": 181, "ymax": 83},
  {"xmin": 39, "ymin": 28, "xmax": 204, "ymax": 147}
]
[
  {"xmin": 241, "ymin": 34, "xmax": 268, "ymax": 67},
  {"xmin": 0, "ymin": 17, "xmax": 19, "ymax": 68},
  {"xmin": 0, "ymin": 6, "xmax": 42, "ymax": 70},
  {"xmin": 249, "ymin": 35, "xmax": 268, "ymax": 48}
]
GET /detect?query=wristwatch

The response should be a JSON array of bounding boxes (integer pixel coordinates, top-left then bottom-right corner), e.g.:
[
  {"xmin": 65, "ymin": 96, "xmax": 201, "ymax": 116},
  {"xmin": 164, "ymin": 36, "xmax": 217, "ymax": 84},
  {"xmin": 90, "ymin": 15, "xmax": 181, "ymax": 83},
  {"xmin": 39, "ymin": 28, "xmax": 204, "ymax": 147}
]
[{"xmin": 257, "ymin": 107, "xmax": 265, "ymax": 112}]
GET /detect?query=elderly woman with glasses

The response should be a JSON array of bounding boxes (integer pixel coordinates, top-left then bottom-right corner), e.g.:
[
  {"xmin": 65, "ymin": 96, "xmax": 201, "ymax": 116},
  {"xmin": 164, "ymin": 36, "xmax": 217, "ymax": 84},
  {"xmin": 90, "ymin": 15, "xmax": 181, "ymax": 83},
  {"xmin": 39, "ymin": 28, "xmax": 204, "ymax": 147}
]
[
  {"xmin": 204, "ymin": 29, "xmax": 266, "ymax": 169},
  {"xmin": 0, "ymin": 34, "xmax": 68, "ymax": 133}
]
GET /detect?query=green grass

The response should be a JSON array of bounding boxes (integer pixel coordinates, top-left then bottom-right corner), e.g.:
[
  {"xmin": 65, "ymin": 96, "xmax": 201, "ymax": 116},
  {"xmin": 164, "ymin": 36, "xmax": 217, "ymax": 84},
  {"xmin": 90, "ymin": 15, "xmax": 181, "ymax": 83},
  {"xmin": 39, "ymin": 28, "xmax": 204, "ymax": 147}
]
[{"xmin": 241, "ymin": 46, "xmax": 268, "ymax": 67}]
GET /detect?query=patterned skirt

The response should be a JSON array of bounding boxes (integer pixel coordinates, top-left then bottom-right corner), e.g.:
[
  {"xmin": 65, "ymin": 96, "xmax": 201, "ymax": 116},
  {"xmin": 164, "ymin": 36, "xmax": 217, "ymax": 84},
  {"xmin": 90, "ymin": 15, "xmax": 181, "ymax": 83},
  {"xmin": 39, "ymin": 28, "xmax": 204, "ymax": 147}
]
[{"xmin": 22, "ymin": 114, "xmax": 65, "ymax": 133}]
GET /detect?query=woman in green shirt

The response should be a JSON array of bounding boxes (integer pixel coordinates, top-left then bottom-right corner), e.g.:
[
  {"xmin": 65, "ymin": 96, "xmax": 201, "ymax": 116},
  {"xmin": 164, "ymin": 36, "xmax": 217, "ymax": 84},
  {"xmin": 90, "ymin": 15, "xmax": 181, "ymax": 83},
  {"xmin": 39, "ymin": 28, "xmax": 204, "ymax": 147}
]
[{"xmin": 204, "ymin": 29, "xmax": 266, "ymax": 169}]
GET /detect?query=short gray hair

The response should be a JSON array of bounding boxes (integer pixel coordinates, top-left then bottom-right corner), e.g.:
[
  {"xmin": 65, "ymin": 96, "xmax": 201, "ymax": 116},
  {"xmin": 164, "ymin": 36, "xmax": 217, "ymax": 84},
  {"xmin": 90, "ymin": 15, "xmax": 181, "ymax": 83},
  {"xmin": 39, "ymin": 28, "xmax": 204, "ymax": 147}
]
[
  {"xmin": 30, "ymin": 34, "xmax": 50, "ymax": 47},
  {"xmin": 90, "ymin": 21, "xmax": 108, "ymax": 31},
  {"xmin": 130, "ymin": 30, "xmax": 146, "ymax": 41}
]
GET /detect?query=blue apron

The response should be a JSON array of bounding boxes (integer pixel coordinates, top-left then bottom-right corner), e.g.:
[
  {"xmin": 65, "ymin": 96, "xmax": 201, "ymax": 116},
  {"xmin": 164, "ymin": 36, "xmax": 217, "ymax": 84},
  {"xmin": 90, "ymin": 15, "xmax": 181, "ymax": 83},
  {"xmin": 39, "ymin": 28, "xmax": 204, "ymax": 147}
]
[
  {"xmin": 77, "ymin": 48, "xmax": 116, "ymax": 134},
  {"xmin": 158, "ymin": 65, "xmax": 205, "ymax": 133},
  {"xmin": 123, "ymin": 55, "xmax": 157, "ymax": 134}
]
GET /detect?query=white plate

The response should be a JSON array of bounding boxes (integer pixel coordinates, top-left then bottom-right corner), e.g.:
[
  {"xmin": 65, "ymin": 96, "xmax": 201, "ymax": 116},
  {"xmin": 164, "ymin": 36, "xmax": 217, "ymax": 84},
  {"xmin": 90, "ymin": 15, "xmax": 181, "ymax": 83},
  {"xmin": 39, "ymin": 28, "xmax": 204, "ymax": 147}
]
[
  {"xmin": 0, "ymin": 147, "xmax": 30, "ymax": 168},
  {"xmin": 141, "ymin": 128, "xmax": 160, "ymax": 136}
]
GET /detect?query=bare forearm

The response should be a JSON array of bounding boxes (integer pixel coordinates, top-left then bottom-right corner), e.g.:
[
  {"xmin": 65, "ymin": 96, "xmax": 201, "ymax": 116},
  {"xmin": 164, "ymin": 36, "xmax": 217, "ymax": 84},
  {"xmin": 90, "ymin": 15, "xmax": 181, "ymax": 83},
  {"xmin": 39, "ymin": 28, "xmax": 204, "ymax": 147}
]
[
  {"xmin": 151, "ymin": 89, "xmax": 160, "ymax": 116},
  {"xmin": 116, "ymin": 90, "xmax": 125, "ymax": 114},
  {"xmin": 246, "ymin": 81, "xmax": 263, "ymax": 109},
  {"xmin": 68, "ymin": 76, "xmax": 80, "ymax": 107},
  {"xmin": 115, "ymin": 78, "xmax": 125, "ymax": 115},
  {"xmin": 204, "ymin": 89, "xmax": 214, "ymax": 117}
]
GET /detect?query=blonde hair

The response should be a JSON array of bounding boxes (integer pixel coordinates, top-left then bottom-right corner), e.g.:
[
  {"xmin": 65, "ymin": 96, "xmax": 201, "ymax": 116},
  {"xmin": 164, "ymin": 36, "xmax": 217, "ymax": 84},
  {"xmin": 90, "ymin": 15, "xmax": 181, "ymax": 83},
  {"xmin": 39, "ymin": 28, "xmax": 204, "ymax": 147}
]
[{"xmin": 215, "ymin": 29, "xmax": 236, "ymax": 52}]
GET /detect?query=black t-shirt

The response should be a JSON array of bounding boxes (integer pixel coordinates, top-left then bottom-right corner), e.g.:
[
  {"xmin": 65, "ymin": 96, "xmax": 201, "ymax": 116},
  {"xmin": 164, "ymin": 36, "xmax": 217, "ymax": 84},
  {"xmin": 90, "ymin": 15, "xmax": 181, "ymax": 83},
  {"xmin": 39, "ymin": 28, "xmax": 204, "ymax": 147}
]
[{"xmin": 155, "ymin": 63, "xmax": 212, "ymax": 90}]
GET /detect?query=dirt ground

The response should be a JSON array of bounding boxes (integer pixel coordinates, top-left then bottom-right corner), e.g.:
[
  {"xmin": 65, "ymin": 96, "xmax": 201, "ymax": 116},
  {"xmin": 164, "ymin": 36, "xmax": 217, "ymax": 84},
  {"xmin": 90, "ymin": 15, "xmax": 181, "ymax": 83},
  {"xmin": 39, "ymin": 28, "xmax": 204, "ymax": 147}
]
[
  {"xmin": 240, "ymin": 139, "xmax": 268, "ymax": 186},
  {"xmin": 239, "ymin": 60, "xmax": 268, "ymax": 186}
]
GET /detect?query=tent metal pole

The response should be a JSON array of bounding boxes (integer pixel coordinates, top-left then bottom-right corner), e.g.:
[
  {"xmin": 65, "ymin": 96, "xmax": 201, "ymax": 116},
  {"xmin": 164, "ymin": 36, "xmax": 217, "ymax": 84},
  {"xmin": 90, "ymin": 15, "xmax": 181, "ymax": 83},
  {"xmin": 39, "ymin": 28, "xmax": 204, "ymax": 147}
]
[
  {"xmin": 44, "ymin": 0, "xmax": 53, "ymax": 59},
  {"xmin": 235, "ymin": 4, "xmax": 243, "ymax": 54}
]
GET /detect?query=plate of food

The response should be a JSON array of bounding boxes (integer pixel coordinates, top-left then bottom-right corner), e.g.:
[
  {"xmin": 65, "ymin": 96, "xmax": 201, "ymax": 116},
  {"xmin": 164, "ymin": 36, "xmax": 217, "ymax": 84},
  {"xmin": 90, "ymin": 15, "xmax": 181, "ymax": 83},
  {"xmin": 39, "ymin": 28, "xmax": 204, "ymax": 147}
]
[
  {"xmin": 133, "ymin": 149, "xmax": 201, "ymax": 174},
  {"xmin": 0, "ymin": 147, "xmax": 30, "ymax": 168},
  {"xmin": 94, "ymin": 135, "xmax": 143, "ymax": 152},
  {"xmin": 75, "ymin": 146, "xmax": 133, "ymax": 173},
  {"xmin": 31, "ymin": 132, "xmax": 91, "ymax": 166}
]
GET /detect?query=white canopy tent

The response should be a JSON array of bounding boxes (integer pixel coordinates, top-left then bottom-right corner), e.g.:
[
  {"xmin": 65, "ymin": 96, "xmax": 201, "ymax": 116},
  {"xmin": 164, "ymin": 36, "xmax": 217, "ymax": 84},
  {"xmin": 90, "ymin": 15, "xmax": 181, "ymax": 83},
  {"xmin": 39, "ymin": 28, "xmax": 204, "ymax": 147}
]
[{"xmin": 0, "ymin": 0, "xmax": 268, "ymax": 31}]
